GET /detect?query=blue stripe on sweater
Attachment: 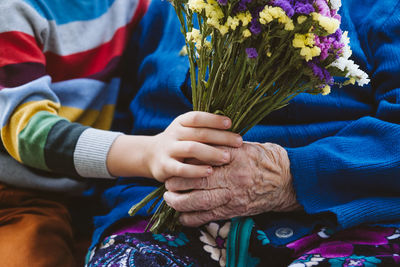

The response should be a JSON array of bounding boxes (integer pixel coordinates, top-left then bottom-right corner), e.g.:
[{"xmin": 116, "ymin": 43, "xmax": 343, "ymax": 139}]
[{"xmin": 23, "ymin": 0, "xmax": 116, "ymax": 24}]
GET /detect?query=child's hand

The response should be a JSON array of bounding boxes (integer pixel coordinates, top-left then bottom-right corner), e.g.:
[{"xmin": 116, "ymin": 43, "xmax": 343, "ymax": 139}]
[
  {"xmin": 107, "ymin": 112, "xmax": 242, "ymax": 182},
  {"xmin": 147, "ymin": 111, "xmax": 242, "ymax": 182}
]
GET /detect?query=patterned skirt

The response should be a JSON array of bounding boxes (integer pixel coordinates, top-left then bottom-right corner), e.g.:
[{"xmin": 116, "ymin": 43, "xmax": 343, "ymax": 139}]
[{"xmin": 86, "ymin": 218, "xmax": 400, "ymax": 267}]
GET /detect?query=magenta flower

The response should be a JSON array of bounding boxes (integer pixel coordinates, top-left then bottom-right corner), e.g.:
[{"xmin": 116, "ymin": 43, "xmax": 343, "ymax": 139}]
[{"xmin": 314, "ymin": 0, "xmax": 331, "ymax": 16}]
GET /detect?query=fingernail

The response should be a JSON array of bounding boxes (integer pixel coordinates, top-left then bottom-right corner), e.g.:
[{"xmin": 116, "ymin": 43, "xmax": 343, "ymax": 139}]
[
  {"xmin": 164, "ymin": 192, "xmax": 170, "ymax": 200},
  {"xmin": 223, "ymin": 119, "xmax": 230, "ymax": 128},
  {"xmin": 223, "ymin": 151, "xmax": 230, "ymax": 162},
  {"xmin": 206, "ymin": 167, "xmax": 213, "ymax": 175}
]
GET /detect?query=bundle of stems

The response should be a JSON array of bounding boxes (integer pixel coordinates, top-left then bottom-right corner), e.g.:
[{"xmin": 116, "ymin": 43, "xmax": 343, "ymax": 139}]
[{"xmin": 129, "ymin": 0, "xmax": 369, "ymax": 233}]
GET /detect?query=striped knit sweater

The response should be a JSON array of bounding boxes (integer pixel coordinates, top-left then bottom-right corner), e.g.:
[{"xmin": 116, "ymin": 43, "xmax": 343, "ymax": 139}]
[{"xmin": 0, "ymin": 0, "xmax": 148, "ymax": 179}]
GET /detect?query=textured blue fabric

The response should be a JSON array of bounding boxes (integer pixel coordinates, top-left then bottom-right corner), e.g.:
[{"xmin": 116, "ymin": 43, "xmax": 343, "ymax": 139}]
[{"xmin": 91, "ymin": 0, "xmax": 400, "ymax": 250}]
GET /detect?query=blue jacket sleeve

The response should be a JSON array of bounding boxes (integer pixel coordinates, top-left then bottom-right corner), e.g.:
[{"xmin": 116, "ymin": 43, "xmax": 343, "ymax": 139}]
[{"xmin": 286, "ymin": 0, "xmax": 400, "ymax": 229}]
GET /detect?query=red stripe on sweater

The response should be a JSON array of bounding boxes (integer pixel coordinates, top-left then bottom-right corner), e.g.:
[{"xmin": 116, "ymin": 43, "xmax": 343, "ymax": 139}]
[
  {"xmin": 0, "ymin": 31, "xmax": 45, "ymax": 68},
  {"xmin": 45, "ymin": 26, "xmax": 127, "ymax": 82}
]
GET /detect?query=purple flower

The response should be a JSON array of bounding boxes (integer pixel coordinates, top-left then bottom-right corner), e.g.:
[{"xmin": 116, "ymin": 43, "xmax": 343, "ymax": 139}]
[
  {"xmin": 308, "ymin": 62, "xmax": 325, "ymax": 81},
  {"xmin": 323, "ymin": 68, "xmax": 334, "ymax": 85},
  {"xmin": 250, "ymin": 19, "xmax": 262, "ymax": 35},
  {"xmin": 234, "ymin": 0, "xmax": 252, "ymax": 12},
  {"xmin": 271, "ymin": 0, "xmax": 295, "ymax": 17},
  {"xmin": 294, "ymin": 2, "xmax": 314, "ymax": 15},
  {"xmin": 249, "ymin": 8, "xmax": 263, "ymax": 35},
  {"xmin": 308, "ymin": 61, "xmax": 333, "ymax": 84},
  {"xmin": 332, "ymin": 28, "xmax": 342, "ymax": 42},
  {"xmin": 217, "ymin": 0, "xmax": 227, "ymax": 5},
  {"xmin": 246, "ymin": 48, "xmax": 258, "ymax": 58}
]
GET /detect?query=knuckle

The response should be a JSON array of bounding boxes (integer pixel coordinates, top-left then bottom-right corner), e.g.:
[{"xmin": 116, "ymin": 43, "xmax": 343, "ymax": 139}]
[
  {"xmin": 197, "ymin": 200, "xmax": 209, "ymax": 211},
  {"xmin": 190, "ymin": 112, "xmax": 201, "ymax": 125},
  {"xmin": 174, "ymin": 164, "xmax": 184, "ymax": 176},
  {"xmin": 184, "ymin": 142, "xmax": 196, "ymax": 154},
  {"xmin": 209, "ymin": 209, "xmax": 221, "ymax": 220},
  {"xmin": 196, "ymin": 129, "xmax": 207, "ymax": 140},
  {"xmin": 160, "ymin": 160, "xmax": 170, "ymax": 175},
  {"xmin": 202, "ymin": 191, "xmax": 214, "ymax": 206}
]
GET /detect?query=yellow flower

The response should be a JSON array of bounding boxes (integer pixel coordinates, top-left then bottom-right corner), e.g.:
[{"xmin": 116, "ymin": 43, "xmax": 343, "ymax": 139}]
[
  {"xmin": 299, "ymin": 46, "xmax": 320, "ymax": 62},
  {"xmin": 205, "ymin": 2, "xmax": 224, "ymax": 20},
  {"xmin": 293, "ymin": 33, "xmax": 320, "ymax": 61},
  {"xmin": 284, "ymin": 20, "xmax": 294, "ymax": 31},
  {"xmin": 343, "ymin": 77, "xmax": 356, "ymax": 85},
  {"xmin": 310, "ymin": 46, "xmax": 321, "ymax": 57},
  {"xmin": 300, "ymin": 47, "xmax": 313, "ymax": 61},
  {"xmin": 237, "ymin": 11, "xmax": 252, "ymax": 26},
  {"xmin": 188, "ymin": 0, "xmax": 206, "ymax": 12},
  {"xmin": 218, "ymin": 25, "xmax": 229, "ymax": 35},
  {"xmin": 293, "ymin": 33, "xmax": 306, "ymax": 48},
  {"xmin": 207, "ymin": 17, "xmax": 219, "ymax": 28},
  {"xmin": 312, "ymin": 12, "xmax": 340, "ymax": 34},
  {"xmin": 268, "ymin": 7, "xmax": 281, "ymax": 18},
  {"xmin": 179, "ymin": 45, "xmax": 188, "ymax": 56},
  {"xmin": 204, "ymin": 40, "xmax": 212, "ymax": 50},
  {"xmin": 186, "ymin": 29, "xmax": 202, "ymax": 43},
  {"xmin": 304, "ymin": 33, "xmax": 315, "ymax": 46},
  {"xmin": 321, "ymin": 85, "xmax": 331, "ymax": 95},
  {"xmin": 259, "ymin": 6, "xmax": 293, "ymax": 31},
  {"xmin": 242, "ymin": 29, "xmax": 251, "ymax": 38},
  {"xmin": 297, "ymin": 16, "xmax": 307, "ymax": 24},
  {"xmin": 227, "ymin": 16, "xmax": 240, "ymax": 30}
]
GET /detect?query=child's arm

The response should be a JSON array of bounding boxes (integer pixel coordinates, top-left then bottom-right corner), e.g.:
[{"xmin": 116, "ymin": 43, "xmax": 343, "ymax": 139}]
[
  {"xmin": 0, "ymin": 1, "xmax": 138, "ymax": 180},
  {"xmin": 0, "ymin": 1, "xmax": 240, "ymax": 182},
  {"xmin": 107, "ymin": 111, "xmax": 242, "ymax": 182}
]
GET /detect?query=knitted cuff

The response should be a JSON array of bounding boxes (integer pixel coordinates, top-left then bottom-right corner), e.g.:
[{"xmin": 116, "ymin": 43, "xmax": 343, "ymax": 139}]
[{"xmin": 73, "ymin": 128, "xmax": 122, "ymax": 178}]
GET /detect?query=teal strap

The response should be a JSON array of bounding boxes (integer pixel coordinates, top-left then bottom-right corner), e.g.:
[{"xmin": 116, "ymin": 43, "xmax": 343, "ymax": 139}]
[
  {"xmin": 227, "ymin": 217, "xmax": 255, "ymax": 267},
  {"xmin": 237, "ymin": 217, "xmax": 255, "ymax": 267},
  {"xmin": 227, "ymin": 217, "xmax": 240, "ymax": 267}
]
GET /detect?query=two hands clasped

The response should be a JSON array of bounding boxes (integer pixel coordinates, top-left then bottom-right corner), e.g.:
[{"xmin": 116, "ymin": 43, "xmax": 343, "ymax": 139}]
[{"xmin": 107, "ymin": 111, "xmax": 300, "ymax": 227}]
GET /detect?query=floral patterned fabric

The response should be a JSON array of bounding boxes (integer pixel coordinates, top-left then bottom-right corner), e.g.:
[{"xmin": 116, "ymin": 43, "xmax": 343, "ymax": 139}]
[{"xmin": 86, "ymin": 219, "xmax": 400, "ymax": 267}]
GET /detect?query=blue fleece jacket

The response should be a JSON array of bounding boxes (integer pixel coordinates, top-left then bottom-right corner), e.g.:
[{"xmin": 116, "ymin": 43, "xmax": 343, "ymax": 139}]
[{"xmin": 90, "ymin": 0, "xmax": 400, "ymax": 249}]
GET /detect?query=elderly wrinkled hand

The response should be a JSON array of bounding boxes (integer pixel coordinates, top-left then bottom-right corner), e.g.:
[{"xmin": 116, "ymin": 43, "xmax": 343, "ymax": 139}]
[{"xmin": 163, "ymin": 142, "xmax": 302, "ymax": 227}]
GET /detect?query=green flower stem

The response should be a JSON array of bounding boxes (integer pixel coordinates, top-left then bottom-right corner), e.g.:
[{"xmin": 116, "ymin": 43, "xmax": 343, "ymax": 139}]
[{"xmin": 128, "ymin": 185, "xmax": 165, "ymax": 216}]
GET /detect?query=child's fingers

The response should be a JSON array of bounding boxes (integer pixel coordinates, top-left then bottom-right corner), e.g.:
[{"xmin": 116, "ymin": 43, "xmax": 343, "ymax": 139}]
[
  {"xmin": 177, "ymin": 111, "xmax": 232, "ymax": 130},
  {"xmin": 172, "ymin": 141, "xmax": 230, "ymax": 165},
  {"xmin": 178, "ymin": 127, "xmax": 242, "ymax": 147},
  {"xmin": 166, "ymin": 160, "xmax": 213, "ymax": 178}
]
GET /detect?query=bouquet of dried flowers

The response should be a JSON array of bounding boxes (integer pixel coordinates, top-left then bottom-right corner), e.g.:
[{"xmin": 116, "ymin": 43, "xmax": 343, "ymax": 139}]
[{"xmin": 129, "ymin": 0, "xmax": 369, "ymax": 233}]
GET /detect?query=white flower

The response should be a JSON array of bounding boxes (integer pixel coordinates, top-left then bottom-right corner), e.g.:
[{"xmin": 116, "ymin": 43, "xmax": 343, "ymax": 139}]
[
  {"xmin": 199, "ymin": 222, "xmax": 231, "ymax": 267},
  {"xmin": 179, "ymin": 45, "xmax": 188, "ymax": 56},
  {"xmin": 330, "ymin": 0, "xmax": 342, "ymax": 10},
  {"xmin": 329, "ymin": 57, "xmax": 370, "ymax": 86},
  {"xmin": 341, "ymin": 32, "xmax": 352, "ymax": 59},
  {"xmin": 387, "ymin": 228, "xmax": 400, "ymax": 240},
  {"xmin": 289, "ymin": 254, "xmax": 325, "ymax": 267}
]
